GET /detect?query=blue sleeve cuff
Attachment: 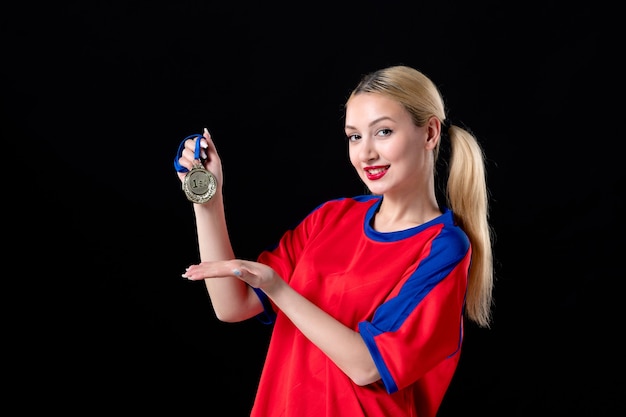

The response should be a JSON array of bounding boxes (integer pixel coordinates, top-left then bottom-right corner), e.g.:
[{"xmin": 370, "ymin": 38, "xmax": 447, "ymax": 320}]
[{"xmin": 251, "ymin": 286, "xmax": 276, "ymax": 325}]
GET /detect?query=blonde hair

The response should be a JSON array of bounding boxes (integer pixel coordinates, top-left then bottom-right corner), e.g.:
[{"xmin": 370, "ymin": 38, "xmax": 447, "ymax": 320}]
[{"xmin": 348, "ymin": 65, "xmax": 494, "ymax": 328}]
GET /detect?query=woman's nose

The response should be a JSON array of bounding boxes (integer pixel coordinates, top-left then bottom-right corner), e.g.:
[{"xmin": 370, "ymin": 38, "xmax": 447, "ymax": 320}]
[{"xmin": 359, "ymin": 138, "xmax": 377, "ymax": 161}]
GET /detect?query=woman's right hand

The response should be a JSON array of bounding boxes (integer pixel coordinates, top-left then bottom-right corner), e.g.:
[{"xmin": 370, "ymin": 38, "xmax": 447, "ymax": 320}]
[{"xmin": 176, "ymin": 128, "xmax": 224, "ymax": 195}]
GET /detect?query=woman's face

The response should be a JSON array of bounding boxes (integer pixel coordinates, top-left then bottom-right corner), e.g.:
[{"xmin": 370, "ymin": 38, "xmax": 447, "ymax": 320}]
[{"xmin": 344, "ymin": 93, "xmax": 435, "ymax": 197}]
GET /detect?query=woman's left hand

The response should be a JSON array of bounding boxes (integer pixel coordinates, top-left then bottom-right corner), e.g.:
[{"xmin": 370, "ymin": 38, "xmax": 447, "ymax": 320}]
[{"xmin": 183, "ymin": 259, "xmax": 280, "ymax": 291}]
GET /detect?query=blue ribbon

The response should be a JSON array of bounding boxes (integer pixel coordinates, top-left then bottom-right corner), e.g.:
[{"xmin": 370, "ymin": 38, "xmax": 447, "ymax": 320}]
[{"xmin": 173, "ymin": 133, "xmax": 203, "ymax": 173}]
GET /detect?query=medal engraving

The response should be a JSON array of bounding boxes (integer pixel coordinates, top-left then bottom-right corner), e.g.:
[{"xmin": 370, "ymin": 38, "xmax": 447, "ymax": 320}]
[{"xmin": 183, "ymin": 164, "xmax": 217, "ymax": 204}]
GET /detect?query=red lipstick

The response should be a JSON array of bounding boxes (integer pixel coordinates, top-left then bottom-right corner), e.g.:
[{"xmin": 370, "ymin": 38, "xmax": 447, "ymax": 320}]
[{"xmin": 364, "ymin": 165, "xmax": 389, "ymax": 180}]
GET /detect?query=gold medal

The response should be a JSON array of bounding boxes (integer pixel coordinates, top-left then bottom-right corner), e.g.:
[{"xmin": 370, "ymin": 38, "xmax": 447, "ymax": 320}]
[
  {"xmin": 183, "ymin": 163, "xmax": 217, "ymax": 204},
  {"xmin": 175, "ymin": 133, "xmax": 218, "ymax": 204}
]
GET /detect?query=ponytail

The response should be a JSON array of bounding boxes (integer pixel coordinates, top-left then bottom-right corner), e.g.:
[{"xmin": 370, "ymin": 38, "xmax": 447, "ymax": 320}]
[{"xmin": 446, "ymin": 125, "xmax": 494, "ymax": 328}]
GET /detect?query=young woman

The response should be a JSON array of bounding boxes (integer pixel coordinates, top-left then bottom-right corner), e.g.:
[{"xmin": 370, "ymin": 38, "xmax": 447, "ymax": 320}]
[{"xmin": 175, "ymin": 65, "xmax": 494, "ymax": 417}]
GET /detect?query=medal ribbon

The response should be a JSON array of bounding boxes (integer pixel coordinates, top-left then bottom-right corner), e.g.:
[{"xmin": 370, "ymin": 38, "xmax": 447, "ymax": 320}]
[{"xmin": 173, "ymin": 134, "xmax": 203, "ymax": 173}]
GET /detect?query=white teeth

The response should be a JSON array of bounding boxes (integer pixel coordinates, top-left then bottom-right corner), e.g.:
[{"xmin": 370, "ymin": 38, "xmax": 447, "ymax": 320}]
[{"xmin": 367, "ymin": 168, "xmax": 385, "ymax": 174}]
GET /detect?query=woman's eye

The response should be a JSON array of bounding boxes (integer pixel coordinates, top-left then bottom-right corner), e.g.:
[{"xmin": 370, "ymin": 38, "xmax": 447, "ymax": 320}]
[
  {"xmin": 377, "ymin": 128, "xmax": 392, "ymax": 137},
  {"xmin": 346, "ymin": 134, "xmax": 361, "ymax": 142}
]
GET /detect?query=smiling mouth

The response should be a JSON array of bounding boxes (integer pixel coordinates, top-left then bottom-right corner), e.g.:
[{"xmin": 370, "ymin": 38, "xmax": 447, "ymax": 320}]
[
  {"xmin": 364, "ymin": 166, "xmax": 389, "ymax": 180},
  {"xmin": 365, "ymin": 166, "xmax": 389, "ymax": 175}
]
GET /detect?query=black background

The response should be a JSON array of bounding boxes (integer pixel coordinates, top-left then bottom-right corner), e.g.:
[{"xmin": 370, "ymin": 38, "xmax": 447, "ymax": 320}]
[{"xmin": 4, "ymin": 1, "xmax": 623, "ymax": 415}]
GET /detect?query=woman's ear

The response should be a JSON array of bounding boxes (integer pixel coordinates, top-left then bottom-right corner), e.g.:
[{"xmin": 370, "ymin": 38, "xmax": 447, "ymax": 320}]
[{"xmin": 425, "ymin": 116, "xmax": 441, "ymax": 149}]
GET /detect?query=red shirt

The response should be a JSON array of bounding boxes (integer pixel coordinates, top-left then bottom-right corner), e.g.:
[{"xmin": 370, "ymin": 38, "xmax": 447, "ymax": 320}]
[{"xmin": 251, "ymin": 195, "xmax": 471, "ymax": 417}]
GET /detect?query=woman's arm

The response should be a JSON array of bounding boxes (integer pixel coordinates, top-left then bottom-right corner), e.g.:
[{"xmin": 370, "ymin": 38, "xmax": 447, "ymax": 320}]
[
  {"xmin": 183, "ymin": 259, "xmax": 381, "ymax": 385},
  {"xmin": 177, "ymin": 129, "xmax": 263, "ymax": 322}
]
